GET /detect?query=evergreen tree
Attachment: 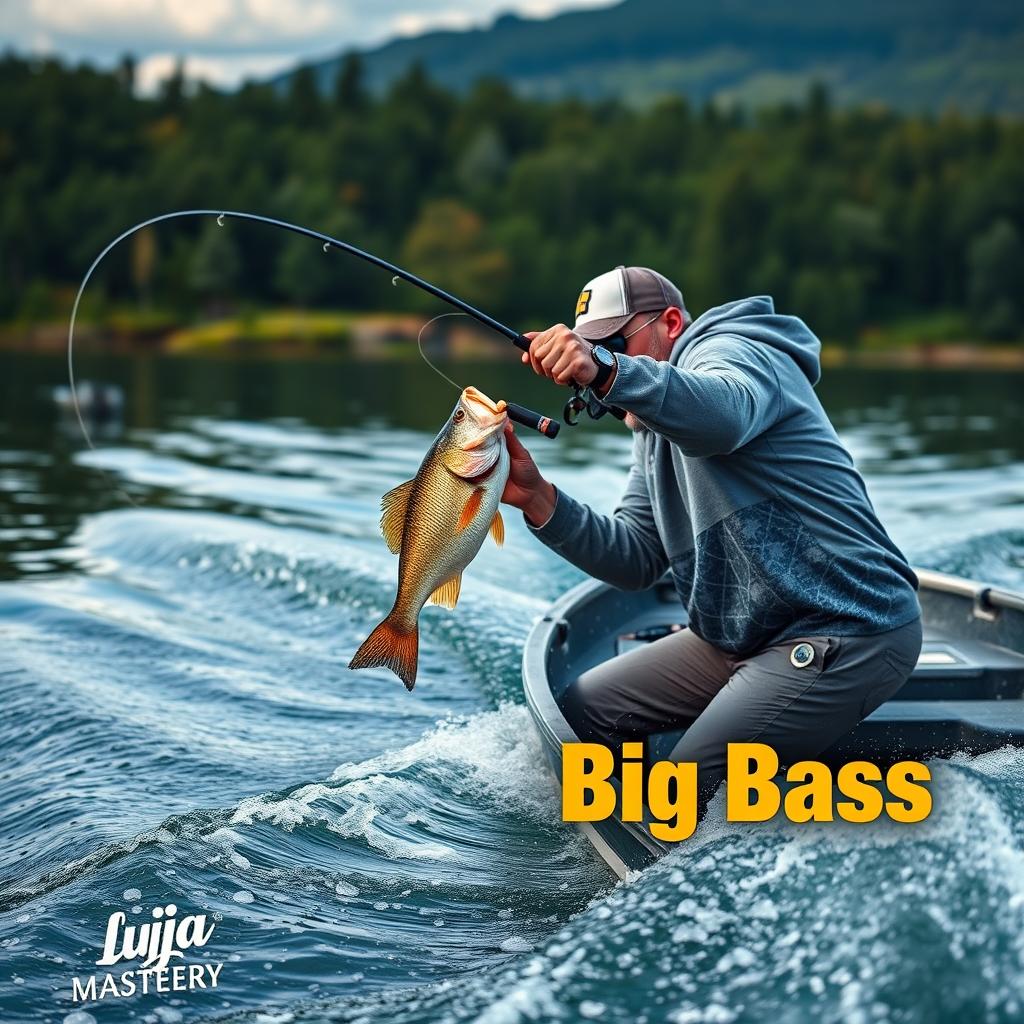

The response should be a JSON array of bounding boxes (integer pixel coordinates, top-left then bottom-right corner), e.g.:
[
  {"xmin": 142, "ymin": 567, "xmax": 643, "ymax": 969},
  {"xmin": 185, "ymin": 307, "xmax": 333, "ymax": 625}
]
[
  {"xmin": 968, "ymin": 219, "xmax": 1024, "ymax": 339},
  {"xmin": 333, "ymin": 53, "xmax": 368, "ymax": 112},
  {"xmin": 287, "ymin": 65, "xmax": 323, "ymax": 129},
  {"xmin": 190, "ymin": 221, "xmax": 240, "ymax": 314}
]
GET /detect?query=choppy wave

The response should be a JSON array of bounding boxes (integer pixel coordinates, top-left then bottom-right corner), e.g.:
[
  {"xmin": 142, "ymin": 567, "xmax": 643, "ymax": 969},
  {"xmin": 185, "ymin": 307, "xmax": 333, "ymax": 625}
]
[
  {"xmin": 2, "ymin": 705, "xmax": 605, "ymax": 1022},
  {"xmin": 2, "ymin": 360, "xmax": 1024, "ymax": 1023},
  {"xmin": 914, "ymin": 529, "xmax": 1024, "ymax": 589}
]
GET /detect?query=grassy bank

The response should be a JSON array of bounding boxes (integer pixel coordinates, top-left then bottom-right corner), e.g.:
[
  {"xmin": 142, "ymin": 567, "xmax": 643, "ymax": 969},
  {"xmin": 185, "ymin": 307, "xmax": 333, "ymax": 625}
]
[{"xmin": 4, "ymin": 307, "xmax": 1024, "ymax": 368}]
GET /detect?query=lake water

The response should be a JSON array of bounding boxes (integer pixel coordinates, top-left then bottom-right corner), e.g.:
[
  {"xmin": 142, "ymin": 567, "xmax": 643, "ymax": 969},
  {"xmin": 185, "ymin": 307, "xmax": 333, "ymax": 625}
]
[{"xmin": 1, "ymin": 350, "xmax": 1023, "ymax": 1024}]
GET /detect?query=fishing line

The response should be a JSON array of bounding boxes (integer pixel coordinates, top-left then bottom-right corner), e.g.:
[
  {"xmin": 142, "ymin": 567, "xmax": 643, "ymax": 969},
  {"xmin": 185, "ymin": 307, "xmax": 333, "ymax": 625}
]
[
  {"xmin": 67, "ymin": 210, "xmax": 561, "ymax": 460},
  {"xmin": 415, "ymin": 312, "xmax": 469, "ymax": 392}
]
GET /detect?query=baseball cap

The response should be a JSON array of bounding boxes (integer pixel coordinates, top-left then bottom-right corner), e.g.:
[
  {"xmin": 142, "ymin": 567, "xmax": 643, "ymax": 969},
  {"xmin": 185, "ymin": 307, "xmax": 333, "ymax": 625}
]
[{"xmin": 573, "ymin": 266, "xmax": 686, "ymax": 341}]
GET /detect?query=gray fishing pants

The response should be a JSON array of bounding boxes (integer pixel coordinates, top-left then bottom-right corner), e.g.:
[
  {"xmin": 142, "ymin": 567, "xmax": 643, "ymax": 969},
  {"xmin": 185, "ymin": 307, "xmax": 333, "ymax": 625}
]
[{"xmin": 560, "ymin": 616, "xmax": 923, "ymax": 812}]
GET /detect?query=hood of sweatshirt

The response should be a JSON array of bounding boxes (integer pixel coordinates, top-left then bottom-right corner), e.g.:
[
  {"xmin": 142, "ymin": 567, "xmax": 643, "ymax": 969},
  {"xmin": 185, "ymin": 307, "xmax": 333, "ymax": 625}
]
[{"xmin": 671, "ymin": 295, "xmax": 822, "ymax": 386}]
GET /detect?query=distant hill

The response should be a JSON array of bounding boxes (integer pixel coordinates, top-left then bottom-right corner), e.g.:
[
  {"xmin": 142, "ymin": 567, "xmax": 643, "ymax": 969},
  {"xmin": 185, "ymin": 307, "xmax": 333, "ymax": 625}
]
[{"xmin": 275, "ymin": 0, "xmax": 1024, "ymax": 112}]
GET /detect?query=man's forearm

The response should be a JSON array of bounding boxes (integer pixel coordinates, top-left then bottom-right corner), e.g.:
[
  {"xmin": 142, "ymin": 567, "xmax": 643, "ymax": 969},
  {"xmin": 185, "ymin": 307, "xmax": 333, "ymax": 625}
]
[
  {"xmin": 601, "ymin": 348, "xmax": 779, "ymax": 456},
  {"xmin": 522, "ymin": 484, "xmax": 668, "ymax": 592}
]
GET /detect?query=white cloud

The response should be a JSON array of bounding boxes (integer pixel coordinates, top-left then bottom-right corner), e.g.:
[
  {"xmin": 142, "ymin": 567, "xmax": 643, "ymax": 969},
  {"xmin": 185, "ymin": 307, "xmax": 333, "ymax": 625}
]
[
  {"xmin": 243, "ymin": 0, "xmax": 336, "ymax": 37},
  {"xmin": 29, "ymin": 0, "xmax": 162, "ymax": 35},
  {"xmin": 517, "ymin": 0, "xmax": 566, "ymax": 15},
  {"xmin": 165, "ymin": 0, "xmax": 235, "ymax": 39}
]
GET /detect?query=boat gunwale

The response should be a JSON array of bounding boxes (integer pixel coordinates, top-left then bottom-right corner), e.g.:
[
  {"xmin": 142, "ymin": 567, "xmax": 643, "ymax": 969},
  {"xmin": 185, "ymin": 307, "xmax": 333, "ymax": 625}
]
[{"xmin": 915, "ymin": 568, "xmax": 1024, "ymax": 615}]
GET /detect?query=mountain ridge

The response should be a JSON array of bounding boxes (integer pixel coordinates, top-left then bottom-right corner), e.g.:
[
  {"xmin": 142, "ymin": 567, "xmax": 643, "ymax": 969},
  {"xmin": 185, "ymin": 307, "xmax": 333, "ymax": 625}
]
[{"xmin": 272, "ymin": 0, "xmax": 1024, "ymax": 112}]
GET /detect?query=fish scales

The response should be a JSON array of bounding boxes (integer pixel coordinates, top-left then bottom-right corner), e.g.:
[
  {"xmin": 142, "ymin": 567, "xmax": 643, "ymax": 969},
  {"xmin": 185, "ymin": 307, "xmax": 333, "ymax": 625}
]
[{"xmin": 349, "ymin": 387, "xmax": 510, "ymax": 689}]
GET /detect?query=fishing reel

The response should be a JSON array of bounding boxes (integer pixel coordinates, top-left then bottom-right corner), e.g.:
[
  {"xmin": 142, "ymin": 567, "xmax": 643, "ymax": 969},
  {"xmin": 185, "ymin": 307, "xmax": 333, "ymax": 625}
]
[{"xmin": 563, "ymin": 383, "xmax": 628, "ymax": 426}]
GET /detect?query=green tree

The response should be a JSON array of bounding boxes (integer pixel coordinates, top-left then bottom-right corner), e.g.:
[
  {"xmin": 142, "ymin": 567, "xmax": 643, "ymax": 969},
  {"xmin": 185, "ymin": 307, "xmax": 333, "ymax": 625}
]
[
  {"xmin": 402, "ymin": 199, "xmax": 508, "ymax": 306},
  {"xmin": 456, "ymin": 125, "xmax": 507, "ymax": 193},
  {"xmin": 287, "ymin": 65, "xmax": 323, "ymax": 128},
  {"xmin": 190, "ymin": 221, "xmax": 240, "ymax": 313},
  {"xmin": 791, "ymin": 267, "xmax": 866, "ymax": 344},
  {"xmin": 333, "ymin": 53, "xmax": 368, "ymax": 112},
  {"xmin": 276, "ymin": 234, "xmax": 335, "ymax": 307},
  {"xmin": 2, "ymin": 51, "xmax": 1023, "ymax": 347},
  {"xmin": 116, "ymin": 54, "xmax": 135, "ymax": 95},
  {"xmin": 690, "ymin": 163, "xmax": 767, "ymax": 306},
  {"xmin": 799, "ymin": 81, "xmax": 833, "ymax": 160},
  {"xmin": 967, "ymin": 219, "xmax": 1024, "ymax": 339},
  {"xmin": 158, "ymin": 58, "xmax": 186, "ymax": 116},
  {"xmin": 131, "ymin": 226, "xmax": 157, "ymax": 307}
]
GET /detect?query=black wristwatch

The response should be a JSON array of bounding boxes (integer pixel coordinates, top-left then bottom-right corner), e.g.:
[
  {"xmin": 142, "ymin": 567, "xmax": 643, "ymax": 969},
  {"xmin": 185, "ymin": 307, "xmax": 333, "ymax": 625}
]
[{"xmin": 590, "ymin": 344, "xmax": 617, "ymax": 391}]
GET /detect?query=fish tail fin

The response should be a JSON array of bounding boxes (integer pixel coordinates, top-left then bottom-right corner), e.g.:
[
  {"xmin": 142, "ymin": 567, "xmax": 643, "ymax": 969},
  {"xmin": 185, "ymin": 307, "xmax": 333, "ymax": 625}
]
[{"xmin": 348, "ymin": 614, "xmax": 419, "ymax": 690}]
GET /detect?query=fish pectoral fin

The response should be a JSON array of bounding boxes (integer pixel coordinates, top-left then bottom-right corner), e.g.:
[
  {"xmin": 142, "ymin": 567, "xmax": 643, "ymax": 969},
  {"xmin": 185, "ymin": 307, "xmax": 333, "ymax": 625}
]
[
  {"xmin": 428, "ymin": 573, "xmax": 462, "ymax": 610},
  {"xmin": 380, "ymin": 479, "xmax": 415, "ymax": 554},
  {"xmin": 456, "ymin": 486, "xmax": 485, "ymax": 533},
  {"xmin": 489, "ymin": 510, "xmax": 504, "ymax": 547}
]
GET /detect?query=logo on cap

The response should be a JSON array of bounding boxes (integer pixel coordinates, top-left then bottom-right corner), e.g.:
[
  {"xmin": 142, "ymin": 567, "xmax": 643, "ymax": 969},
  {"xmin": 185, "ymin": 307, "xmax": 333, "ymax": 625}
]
[{"xmin": 575, "ymin": 290, "xmax": 591, "ymax": 317}]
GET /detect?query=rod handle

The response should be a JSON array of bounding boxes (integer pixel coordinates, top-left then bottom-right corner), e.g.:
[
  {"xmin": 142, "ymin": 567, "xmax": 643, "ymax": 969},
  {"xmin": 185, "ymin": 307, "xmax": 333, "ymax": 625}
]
[
  {"xmin": 512, "ymin": 333, "xmax": 533, "ymax": 353},
  {"xmin": 506, "ymin": 402, "xmax": 560, "ymax": 439}
]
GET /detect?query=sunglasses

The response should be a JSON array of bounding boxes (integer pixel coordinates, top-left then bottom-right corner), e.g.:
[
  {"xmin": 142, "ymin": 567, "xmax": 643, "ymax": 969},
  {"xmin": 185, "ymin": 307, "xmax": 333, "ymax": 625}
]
[{"xmin": 601, "ymin": 311, "xmax": 663, "ymax": 354}]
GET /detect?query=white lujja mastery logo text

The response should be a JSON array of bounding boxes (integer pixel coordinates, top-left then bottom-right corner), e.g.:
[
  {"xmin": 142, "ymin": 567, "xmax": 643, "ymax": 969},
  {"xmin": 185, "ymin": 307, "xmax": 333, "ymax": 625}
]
[{"xmin": 70, "ymin": 902, "xmax": 224, "ymax": 1004}]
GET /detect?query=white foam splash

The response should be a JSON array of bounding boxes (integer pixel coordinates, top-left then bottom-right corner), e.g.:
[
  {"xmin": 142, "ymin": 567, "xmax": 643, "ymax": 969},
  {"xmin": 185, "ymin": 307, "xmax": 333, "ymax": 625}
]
[
  {"xmin": 220, "ymin": 705, "xmax": 562, "ymax": 867},
  {"xmin": 328, "ymin": 703, "xmax": 561, "ymax": 823}
]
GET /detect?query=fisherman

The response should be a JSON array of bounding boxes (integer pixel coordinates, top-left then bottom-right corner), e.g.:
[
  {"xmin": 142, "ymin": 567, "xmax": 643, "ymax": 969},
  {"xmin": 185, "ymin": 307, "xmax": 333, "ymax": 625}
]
[{"xmin": 502, "ymin": 266, "xmax": 923, "ymax": 816}]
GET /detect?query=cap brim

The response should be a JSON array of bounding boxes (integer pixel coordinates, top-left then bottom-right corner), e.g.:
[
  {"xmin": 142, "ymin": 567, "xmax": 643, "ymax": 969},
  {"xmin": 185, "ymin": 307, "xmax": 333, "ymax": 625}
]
[{"xmin": 574, "ymin": 313, "xmax": 633, "ymax": 341}]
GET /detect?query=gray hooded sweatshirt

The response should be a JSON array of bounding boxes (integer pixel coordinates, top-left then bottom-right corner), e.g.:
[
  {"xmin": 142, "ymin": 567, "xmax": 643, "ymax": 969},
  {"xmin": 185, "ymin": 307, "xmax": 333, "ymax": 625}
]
[{"xmin": 528, "ymin": 295, "xmax": 921, "ymax": 656}]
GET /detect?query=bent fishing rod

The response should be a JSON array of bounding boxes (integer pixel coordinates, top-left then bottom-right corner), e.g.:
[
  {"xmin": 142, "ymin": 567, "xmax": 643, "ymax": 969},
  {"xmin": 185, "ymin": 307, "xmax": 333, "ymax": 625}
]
[{"xmin": 68, "ymin": 209, "xmax": 625, "ymax": 448}]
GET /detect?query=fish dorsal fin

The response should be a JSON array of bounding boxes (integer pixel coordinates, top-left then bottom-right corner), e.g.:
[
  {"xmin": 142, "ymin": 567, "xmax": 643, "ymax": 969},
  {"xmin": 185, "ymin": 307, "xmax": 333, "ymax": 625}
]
[
  {"xmin": 456, "ymin": 486, "xmax": 485, "ymax": 533},
  {"xmin": 428, "ymin": 573, "xmax": 462, "ymax": 609},
  {"xmin": 490, "ymin": 510, "xmax": 504, "ymax": 547},
  {"xmin": 380, "ymin": 479, "xmax": 414, "ymax": 554}
]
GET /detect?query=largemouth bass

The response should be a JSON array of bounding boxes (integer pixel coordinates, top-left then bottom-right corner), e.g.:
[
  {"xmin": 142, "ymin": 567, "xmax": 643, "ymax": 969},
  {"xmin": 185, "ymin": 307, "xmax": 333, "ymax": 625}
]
[{"xmin": 348, "ymin": 386, "xmax": 510, "ymax": 689}]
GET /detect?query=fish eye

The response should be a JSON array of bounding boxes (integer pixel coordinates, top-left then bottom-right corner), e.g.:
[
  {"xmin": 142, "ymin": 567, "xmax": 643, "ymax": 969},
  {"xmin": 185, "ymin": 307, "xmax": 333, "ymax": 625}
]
[{"xmin": 453, "ymin": 409, "xmax": 466, "ymax": 422}]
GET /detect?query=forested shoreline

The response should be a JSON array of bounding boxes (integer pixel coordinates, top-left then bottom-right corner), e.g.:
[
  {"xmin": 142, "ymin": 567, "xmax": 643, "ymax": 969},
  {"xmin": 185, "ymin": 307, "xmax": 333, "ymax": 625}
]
[{"xmin": 3, "ymin": 52, "xmax": 1022, "ymax": 346}]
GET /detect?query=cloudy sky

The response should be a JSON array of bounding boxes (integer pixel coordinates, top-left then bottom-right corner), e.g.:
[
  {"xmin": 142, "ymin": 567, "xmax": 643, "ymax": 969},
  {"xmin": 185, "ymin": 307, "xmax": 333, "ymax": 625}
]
[{"xmin": 1, "ymin": 0, "xmax": 613, "ymax": 93}]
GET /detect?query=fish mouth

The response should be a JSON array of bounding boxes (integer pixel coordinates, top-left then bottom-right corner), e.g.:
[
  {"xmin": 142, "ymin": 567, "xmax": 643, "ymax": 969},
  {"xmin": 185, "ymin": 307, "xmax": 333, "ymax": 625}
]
[
  {"xmin": 460, "ymin": 387, "xmax": 508, "ymax": 447},
  {"xmin": 462, "ymin": 387, "xmax": 507, "ymax": 418}
]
